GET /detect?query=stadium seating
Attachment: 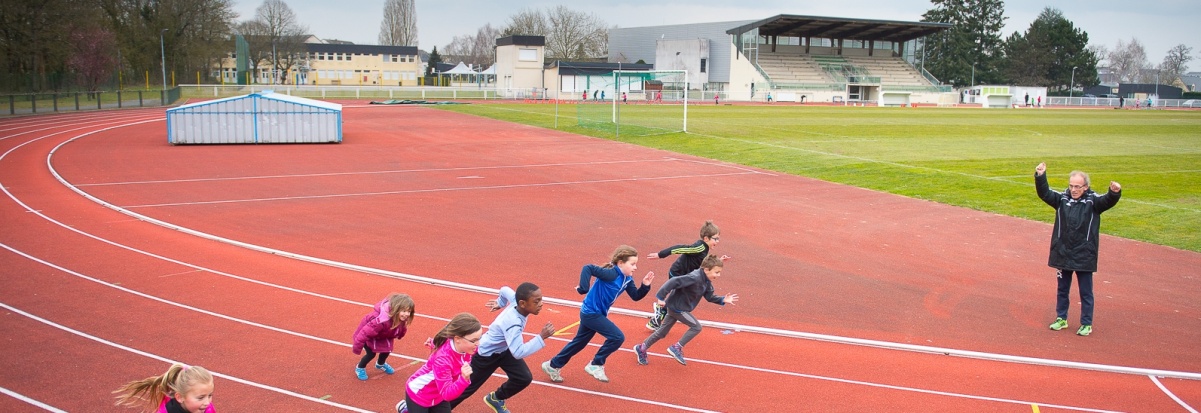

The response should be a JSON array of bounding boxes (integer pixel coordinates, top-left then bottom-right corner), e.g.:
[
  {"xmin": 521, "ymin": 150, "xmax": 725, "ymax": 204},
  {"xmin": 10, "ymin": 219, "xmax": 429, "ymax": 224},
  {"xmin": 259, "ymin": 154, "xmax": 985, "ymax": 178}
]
[{"xmin": 756, "ymin": 53, "xmax": 932, "ymax": 87}]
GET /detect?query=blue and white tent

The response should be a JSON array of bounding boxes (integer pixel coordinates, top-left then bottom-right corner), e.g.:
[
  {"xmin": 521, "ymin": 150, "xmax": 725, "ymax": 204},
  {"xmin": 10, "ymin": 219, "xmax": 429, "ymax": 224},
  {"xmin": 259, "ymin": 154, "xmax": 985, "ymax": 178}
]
[{"xmin": 166, "ymin": 91, "xmax": 342, "ymax": 144}]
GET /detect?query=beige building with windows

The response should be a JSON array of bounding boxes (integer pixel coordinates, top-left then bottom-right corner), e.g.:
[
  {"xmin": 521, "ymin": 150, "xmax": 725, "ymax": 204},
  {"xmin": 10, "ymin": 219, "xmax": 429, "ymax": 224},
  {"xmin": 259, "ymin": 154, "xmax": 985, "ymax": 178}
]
[{"xmin": 215, "ymin": 38, "xmax": 423, "ymax": 86}]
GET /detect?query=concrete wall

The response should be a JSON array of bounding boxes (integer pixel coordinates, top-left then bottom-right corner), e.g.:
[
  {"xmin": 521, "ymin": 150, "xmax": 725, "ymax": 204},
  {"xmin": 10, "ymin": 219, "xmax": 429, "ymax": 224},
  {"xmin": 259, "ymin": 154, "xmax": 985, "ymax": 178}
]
[
  {"xmin": 495, "ymin": 43, "xmax": 546, "ymax": 92},
  {"xmin": 609, "ymin": 20, "xmax": 754, "ymax": 84},
  {"xmin": 654, "ymin": 39, "xmax": 710, "ymax": 86}
]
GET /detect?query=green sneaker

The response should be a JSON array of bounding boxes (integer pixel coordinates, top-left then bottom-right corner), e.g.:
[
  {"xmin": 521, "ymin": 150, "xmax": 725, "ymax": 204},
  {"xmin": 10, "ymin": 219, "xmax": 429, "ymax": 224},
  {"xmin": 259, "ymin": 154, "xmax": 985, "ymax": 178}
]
[
  {"xmin": 1049, "ymin": 318, "xmax": 1068, "ymax": 331},
  {"xmin": 1076, "ymin": 325, "xmax": 1092, "ymax": 336}
]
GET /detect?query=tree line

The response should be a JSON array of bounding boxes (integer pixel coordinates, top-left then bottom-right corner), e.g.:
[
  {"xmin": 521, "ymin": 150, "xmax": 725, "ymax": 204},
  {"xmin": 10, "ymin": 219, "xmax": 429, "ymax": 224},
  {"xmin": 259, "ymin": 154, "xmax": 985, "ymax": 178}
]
[
  {"xmin": 5, "ymin": 0, "xmax": 1187, "ymax": 94},
  {"xmin": 921, "ymin": 1, "xmax": 1194, "ymax": 91}
]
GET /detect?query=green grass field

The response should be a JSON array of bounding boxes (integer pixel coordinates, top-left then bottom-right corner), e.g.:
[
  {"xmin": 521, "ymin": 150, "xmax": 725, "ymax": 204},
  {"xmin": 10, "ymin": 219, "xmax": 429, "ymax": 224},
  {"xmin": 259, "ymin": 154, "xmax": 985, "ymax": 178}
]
[{"xmin": 437, "ymin": 103, "xmax": 1201, "ymax": 253}]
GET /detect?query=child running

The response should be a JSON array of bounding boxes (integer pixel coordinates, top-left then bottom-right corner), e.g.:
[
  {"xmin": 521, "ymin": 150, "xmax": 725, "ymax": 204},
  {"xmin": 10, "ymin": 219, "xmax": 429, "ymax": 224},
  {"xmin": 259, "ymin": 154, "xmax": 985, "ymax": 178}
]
[
  {"xmin": 113, "ymin": 363, "xmax": 215, "ymax": 413},
  {"xmin": 634, "ymin": 254, "xmax": 737, "ymax": 366},
  {"xmin": 645, "ymin": 220, "xmax": 729, "ymax": 330},
  {"xmin": 396, "ymin": 312, "xmax": 482, "ymax": 413},
  {"xmin": 542, "ymin": 245, "xmax": 655, "ymax": 383},
  {"xmin": 449, "ymin": 283, "xmax": 554, "ymax": 413},
  {"xmin": 352, "ymin": 293, "xmax": 415, "ymax": 380}
]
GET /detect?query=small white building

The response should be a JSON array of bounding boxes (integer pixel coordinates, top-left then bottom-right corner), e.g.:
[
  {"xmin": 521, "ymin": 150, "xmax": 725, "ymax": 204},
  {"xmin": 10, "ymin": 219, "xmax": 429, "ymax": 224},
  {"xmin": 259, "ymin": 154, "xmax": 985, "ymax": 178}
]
[{"xmin": 167, "ymin": 91, "xmax": 342, "ymax": 144}]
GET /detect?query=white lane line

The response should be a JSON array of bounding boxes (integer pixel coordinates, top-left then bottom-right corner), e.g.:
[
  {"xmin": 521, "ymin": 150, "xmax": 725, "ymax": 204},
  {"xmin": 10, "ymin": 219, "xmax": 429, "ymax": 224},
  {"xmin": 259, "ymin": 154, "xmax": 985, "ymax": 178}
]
[
  {"xmin": 35, "ymin": 116, "xmax": 1201, "ymax": 382},
  {"xmin": 118, "ymin": 171, "xmax": 757, "ymax": 208},
  {"xmin": 0, "ymin": 243, "xmax": 719, "ymax": 413},
  {"xmin": 0, "ymin": 238, "xmax": 1120, "ymax": 412},
  {"xmin": 683, "ymin": 353, "xmax": 1122, "ymax": 412},
  {"xmin": 0, "ymin": 300, "xmax": 373, "ymax": 413},
  {"xmin": 0, "ymin": 115, "xmax": 1179, "ymax": 411},
  {"xmin": 1149, "ymin": 375, "xmax": 1199, "ymax": 413},
  {"xmin": 75, "ymin": 158, "xmax": 684, "ymax": 187},
  {"xmin": 0, "ymin": 386, "xmax": 67, "ymax": 413}
]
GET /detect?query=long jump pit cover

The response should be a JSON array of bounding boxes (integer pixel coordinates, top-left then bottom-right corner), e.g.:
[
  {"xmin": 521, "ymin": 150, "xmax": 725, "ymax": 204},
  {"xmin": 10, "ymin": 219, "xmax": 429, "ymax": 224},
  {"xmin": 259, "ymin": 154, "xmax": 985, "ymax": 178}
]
[{"xmin": 166, "ymin": 91, "xmax": 342, "ymax": 144}]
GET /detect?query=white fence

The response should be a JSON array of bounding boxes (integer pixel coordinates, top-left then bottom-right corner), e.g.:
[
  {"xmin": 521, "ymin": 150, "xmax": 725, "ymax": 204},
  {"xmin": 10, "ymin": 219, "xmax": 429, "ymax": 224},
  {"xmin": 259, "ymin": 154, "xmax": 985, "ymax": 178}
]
[
  {"xmin": 179, "ymin": 84, "xmax": 557, "ymax": 101},
  {"xmin": 1047, "ymin": 97, "xmax": 1201, "ymax": 108}
]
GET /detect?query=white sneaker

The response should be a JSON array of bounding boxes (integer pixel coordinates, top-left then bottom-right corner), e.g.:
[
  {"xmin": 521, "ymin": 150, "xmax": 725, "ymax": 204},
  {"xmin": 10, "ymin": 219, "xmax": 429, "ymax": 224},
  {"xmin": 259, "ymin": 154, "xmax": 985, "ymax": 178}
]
[
  {"xmin": 541, "ymin": 361, "xmax": 564, "ymax": 383},
  {"xmin": 584, "ymin": 364, "xmax": 609, "ymax": 382}
]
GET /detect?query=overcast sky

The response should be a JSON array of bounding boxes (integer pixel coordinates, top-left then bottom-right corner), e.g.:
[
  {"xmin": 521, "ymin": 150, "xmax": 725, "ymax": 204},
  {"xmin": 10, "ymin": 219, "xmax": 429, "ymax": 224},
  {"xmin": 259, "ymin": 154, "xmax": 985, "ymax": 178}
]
[{"xmin": 230, "ymin": 0, "xmax": 1197, "ymax": 65}]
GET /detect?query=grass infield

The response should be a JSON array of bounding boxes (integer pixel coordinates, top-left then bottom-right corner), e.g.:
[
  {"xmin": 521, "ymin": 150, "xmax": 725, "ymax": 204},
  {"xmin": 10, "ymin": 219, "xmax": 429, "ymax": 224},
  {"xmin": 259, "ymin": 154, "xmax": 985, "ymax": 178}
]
[{"xmin": 437, "ymin": 103, "xmax": 1201, "ymax": 253}]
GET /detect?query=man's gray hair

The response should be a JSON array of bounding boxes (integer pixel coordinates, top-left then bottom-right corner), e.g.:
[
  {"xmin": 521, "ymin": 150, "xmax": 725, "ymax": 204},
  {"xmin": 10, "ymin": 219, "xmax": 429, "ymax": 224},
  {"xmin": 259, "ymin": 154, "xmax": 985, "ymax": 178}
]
[{"xmin": 1069, "ymin": 170, "xmax": 1090, "ymax": 187}]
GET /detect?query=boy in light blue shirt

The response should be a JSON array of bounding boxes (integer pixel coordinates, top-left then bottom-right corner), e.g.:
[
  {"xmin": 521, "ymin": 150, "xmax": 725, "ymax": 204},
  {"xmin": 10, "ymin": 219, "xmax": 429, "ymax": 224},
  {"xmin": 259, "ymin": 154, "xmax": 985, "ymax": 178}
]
[{"xmin": 450, "ymin": 283, "xmax": 554, "ymax": 413}]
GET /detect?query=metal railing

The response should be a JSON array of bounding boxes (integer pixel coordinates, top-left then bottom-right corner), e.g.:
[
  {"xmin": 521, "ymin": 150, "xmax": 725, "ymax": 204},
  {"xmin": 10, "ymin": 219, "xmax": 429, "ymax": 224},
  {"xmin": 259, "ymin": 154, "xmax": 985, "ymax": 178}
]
[
  {"xmin": 2, "ymin": 89, "xmax": 179, "ymax": 115},
  {"xmin": 1048, "ymin": 97, "xmax": 1201, "ymax": 108}
]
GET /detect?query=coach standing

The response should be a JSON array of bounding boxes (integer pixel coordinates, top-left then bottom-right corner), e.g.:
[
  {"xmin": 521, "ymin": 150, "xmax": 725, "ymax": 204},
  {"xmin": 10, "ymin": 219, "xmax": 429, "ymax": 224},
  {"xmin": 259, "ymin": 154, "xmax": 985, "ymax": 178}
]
[{"xmin": 1034, "ymin": 162, "xmax": 1121, "ymax": 336}]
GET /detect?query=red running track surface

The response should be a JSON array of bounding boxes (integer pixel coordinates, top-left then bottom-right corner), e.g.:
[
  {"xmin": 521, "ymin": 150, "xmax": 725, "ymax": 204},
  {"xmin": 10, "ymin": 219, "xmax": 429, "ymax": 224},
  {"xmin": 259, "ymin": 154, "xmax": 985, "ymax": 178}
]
[{"xmin": 1, "ymin": 105, "xmax": 1199, "ymax": 412}]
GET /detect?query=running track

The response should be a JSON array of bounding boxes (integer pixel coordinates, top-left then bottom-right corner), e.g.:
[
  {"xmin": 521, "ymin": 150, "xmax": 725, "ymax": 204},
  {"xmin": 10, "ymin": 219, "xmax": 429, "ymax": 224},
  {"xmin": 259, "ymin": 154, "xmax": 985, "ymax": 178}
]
[{"xmin": 1, "ymin": 105, "xmax": 1199, "ymax": 412}]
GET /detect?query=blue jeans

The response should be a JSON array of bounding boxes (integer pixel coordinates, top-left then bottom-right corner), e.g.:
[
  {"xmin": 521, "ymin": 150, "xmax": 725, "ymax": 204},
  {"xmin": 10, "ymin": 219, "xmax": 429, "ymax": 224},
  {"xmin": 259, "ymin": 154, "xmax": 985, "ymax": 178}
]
[
  {"xmin": 549, "ymin": 312, "xmax": 624, "ymax": 367},
  {"xmin": 1056, "ymin": 269, "xmax": 1094, "ymax": 326}
]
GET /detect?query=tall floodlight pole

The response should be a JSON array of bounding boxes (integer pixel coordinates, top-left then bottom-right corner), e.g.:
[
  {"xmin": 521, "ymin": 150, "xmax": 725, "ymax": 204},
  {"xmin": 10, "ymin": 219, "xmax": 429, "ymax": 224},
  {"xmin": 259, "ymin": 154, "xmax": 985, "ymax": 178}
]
[
  {"xmin": 1070, "ymin": 66, "xmax": 1077, "ymax": 98},
  {"xmin": 160, "ymin": 29, "xmax": 169, "ymax": 94},
  {"xmin": 273, "ymin": 40, "xmax": 278, "ymax": 85}
]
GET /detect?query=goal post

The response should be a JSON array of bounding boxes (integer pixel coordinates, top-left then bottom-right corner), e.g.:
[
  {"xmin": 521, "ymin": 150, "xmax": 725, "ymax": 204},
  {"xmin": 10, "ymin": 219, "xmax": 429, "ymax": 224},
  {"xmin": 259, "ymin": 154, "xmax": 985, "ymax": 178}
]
[
  {"xmin": 575, "ymin": 70, "xmax": 687, "ymax": 137},
  {"xmin": 613, "ymin": 69, "xmax": 687, "ymax": 136}
]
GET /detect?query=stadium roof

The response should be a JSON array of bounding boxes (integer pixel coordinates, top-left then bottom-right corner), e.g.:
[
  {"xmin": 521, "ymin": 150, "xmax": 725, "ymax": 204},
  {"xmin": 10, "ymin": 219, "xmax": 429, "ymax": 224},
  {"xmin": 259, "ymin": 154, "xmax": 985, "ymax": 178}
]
[{"xmin": 726, "ymin": 15, "xmax": 952, "ymax": 43}]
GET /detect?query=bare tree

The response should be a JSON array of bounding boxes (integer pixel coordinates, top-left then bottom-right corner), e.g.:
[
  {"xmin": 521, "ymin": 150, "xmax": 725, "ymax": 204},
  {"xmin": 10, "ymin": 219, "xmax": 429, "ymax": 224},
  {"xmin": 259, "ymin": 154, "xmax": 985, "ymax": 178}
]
[
  {"xmin": 252, "ymin": 0, "xmax": 308, "ymax": 83},
  {"xmin": 68, "ymin": 26, "xmax": 118, "ymax": 94},
  {"xmin": 1159, "ymin": 44, "xmax": 1194, "ymax": 85},
  {"xmin": 496, "ymin": 6, "xmax": 607, "ymax": 60},
  {"xmin": 378, "ymin": 0, "xmax": 416, "ymax": 47},
  {"xmin": 502, "ymin": 8, "xmax": 547, "ymax": 37},
  {"xmin": 443, "ymin": 23, "xmax": 501, "ymax": 68},
  {"xmin": 544, "ymin": 5, "xmax": 607, "ymax": 60},
  {"xmin": 1106, "ymin": 38, "xmax": 1148, "ymax": 83}
]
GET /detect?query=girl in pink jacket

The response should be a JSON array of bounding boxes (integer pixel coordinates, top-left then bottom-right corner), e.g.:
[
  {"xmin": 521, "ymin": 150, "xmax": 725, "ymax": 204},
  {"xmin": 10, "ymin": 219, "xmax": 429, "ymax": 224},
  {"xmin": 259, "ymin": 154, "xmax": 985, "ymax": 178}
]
[
  {"xmin": 352, "ymin": 293, "xmax": 415, "ymax": 380},
  {"xmin": 397, "ymin": 312, "xmax": 482, "ymax": 413},
  {"xmin": 113, "ymin": 363, "xmax": 215, "ymax": 413}
]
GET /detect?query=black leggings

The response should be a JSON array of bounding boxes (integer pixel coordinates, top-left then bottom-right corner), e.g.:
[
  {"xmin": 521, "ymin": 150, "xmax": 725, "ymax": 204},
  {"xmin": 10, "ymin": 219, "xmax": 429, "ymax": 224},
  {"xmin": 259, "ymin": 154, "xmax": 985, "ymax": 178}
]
[{"xmin": 357, "ymin": 348, "xmax": 390, "ymax": 369}]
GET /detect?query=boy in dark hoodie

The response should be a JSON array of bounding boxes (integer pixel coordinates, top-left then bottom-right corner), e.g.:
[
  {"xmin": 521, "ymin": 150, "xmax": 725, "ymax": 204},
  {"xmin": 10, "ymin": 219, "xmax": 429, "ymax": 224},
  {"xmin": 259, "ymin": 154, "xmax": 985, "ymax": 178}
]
[
  {"xmin": 644, "ymin": 220, "xmax": 729, "ymax": 330},
  {"xmin": 633, "ymin": 254, "xmax": 737, "ymax": 366}
]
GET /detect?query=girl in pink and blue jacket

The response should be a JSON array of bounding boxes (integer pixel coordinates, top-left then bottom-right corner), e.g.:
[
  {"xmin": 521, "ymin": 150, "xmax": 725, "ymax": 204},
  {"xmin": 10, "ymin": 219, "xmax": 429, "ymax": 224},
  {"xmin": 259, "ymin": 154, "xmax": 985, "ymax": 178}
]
[{"xmin": 352, "ymin": 293, "xmax": 415, "ymax": 380}]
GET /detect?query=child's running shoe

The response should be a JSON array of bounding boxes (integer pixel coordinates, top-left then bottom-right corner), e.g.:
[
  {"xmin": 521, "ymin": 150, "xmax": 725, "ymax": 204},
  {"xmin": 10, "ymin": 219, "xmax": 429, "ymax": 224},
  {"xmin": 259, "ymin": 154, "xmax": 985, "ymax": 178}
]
[
  {"xmin": 484, "ymin": 392, "xmax": 510, "ymax": 413},
  {"xmin": 584, "ymin": 364, "xmax": 609, "ymax": 382},
  {"xmin": 541, "ymin": 360, "xmax": 564, "ymax": 383},
  {"xmin": 1049, "ymin": 318, "xmax": 1068, "ymax": 331},
  {"xmin": 634, "ymin": 343, "xmax": 648, "ymax": 365},
  {"xmin": 395, "ymin": 400, "xmax": 408, "ymax": 413},
  {"xmin": 667, "ymin": 343, "xmax": 687, "ymax": 365},
  {"xmin": 1076, "ymin": 325, "xmax": 1092, "ymax": 336},
  {"xmin": 355, "ymin": 367, "xmax": 368, "ymax": 380},
  {"xmin": 375, "ymin": 363, "xmax": 395, "ymax": 374}
]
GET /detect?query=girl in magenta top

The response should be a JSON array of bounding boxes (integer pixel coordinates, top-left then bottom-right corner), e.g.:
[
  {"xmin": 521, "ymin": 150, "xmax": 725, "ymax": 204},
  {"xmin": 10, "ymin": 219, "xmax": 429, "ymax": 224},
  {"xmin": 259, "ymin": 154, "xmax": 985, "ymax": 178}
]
[{"xmin": 397, "ymin": 312, "xmax": 482, "ymax": 413}]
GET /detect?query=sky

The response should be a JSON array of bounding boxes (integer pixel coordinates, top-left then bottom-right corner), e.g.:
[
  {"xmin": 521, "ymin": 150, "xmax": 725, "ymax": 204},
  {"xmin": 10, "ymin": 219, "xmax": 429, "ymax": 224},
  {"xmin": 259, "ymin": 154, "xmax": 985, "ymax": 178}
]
[{"xmin": 229, "ymin": 0, "xmax": 1198, "ymax": 65}]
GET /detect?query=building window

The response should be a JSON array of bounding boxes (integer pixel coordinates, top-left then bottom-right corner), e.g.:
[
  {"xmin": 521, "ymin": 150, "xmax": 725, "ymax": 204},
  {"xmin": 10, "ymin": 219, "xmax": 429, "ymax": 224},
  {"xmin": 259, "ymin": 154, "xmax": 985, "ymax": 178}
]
[
  {"xmin": 700, "ymin": 58, "xmax": 707, "ymax": 73},
  {"xmin": 519, "ymin": 48, "xmax": 537, "ymax": 61}
]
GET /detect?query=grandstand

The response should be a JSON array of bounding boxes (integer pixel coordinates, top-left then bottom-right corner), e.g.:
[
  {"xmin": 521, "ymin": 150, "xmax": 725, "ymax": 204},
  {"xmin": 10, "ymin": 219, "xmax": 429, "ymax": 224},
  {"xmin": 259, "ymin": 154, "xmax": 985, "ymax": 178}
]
[{"xmin": 610, "ymin": 15, "xmax": 956, "ymax": 105}]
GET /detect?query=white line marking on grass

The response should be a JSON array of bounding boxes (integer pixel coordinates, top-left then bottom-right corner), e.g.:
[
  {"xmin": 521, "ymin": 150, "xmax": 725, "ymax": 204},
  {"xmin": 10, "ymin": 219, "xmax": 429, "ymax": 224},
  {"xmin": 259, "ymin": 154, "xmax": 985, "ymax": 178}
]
[
  {"xmin": 0, "ymin": 299, "xmax": 374, "ymax": 413},
  {"xmin": 76, "ymin": 159, "xmax": 679, "ymax": 187},
  {"xmin": 118, "ymin": 171, "xmax": 757, "ymax": 208},
  {"xmin": 0, "ymin": 245, "xmax": 718, "ymax": 413},
  {"xmin": 0, "ymin": 386, "xmax": 67, "ymax": 412},
  {"xmin": 682, "ymin": 130, "xmax": 1201, "ymax": 214},
  {"xmin": 1149, "ymin": 375, "xmax": 1200, "ymax": 413}
]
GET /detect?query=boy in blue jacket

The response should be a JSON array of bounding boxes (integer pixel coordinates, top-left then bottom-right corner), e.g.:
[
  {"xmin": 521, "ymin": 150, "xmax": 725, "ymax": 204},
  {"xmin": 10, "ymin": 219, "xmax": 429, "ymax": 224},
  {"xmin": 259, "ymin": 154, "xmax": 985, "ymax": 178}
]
[
  {"xmin": 542, "ymin": 246, "xmax": 655, "ymax": 383},
  {"xmin": 634, "ymin": 254, "xmax": 737, "ymax": 366}
]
